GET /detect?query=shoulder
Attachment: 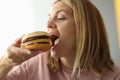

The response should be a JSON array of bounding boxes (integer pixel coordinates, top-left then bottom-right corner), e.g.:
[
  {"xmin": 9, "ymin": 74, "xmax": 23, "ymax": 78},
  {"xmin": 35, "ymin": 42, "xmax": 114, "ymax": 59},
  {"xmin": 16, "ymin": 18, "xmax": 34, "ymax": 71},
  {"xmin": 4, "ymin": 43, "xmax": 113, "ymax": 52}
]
[
  {"xmin": 111, "ymin": 64, "xmax": 120, "ymax": 75},
  {"xmin": 112, "ymin": 65, "xmax": 120, "ymax": 80},
  {"xmin": 102, "ymin": 64, "xmax": 120, "ymax": 80}
]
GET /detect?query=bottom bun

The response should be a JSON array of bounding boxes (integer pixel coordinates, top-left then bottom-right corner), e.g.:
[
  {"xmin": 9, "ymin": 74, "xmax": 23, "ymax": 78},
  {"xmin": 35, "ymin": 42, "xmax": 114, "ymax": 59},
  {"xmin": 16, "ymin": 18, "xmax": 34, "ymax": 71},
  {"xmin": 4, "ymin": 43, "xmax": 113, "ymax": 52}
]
[{"xmin": 21, "ymin": 43, "xmax": 51, "ymax": 51}]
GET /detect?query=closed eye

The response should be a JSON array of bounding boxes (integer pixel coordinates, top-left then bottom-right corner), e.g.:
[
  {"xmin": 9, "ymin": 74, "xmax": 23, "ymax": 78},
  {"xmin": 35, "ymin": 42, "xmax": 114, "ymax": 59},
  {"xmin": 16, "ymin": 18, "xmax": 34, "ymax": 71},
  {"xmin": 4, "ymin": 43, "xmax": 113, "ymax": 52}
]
[{"xmin": 57, "ymin": 17, "xmax": 65, "ymax": 20}]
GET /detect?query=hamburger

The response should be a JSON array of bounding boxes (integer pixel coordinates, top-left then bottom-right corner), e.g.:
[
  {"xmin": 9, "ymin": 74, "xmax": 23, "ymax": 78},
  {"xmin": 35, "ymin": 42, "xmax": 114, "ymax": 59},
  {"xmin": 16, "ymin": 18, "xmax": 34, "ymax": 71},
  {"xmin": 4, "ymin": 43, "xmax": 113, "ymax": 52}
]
[{"xmin": 21, "ymin": 31, "xmax": 52, "ymax": 51}]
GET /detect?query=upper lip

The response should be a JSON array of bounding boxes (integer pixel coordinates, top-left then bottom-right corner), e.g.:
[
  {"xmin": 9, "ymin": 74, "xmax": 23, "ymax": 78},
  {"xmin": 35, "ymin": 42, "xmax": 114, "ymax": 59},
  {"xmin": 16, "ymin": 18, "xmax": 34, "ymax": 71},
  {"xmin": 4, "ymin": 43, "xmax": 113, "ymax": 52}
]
[{"xmin": 48, "ymin": 31, "xmax": 59, "ymax": 38}]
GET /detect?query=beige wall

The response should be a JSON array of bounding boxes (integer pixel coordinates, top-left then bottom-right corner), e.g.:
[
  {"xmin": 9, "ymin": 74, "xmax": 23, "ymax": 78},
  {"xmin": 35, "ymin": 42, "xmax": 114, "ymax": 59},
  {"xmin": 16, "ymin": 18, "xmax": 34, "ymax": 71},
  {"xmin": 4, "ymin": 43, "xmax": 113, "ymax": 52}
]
[{"xmin": 114, "ymin": 0, "xmax": 120, "ymax": 49}]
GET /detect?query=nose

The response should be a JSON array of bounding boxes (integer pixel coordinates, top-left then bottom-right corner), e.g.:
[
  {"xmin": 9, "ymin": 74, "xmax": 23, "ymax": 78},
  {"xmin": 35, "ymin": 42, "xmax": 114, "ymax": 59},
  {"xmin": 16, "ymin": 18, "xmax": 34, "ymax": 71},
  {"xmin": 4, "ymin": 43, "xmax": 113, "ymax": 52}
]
[{"xmin": 47, "ymin": 21, "xmax": 57, "ymax": 29}]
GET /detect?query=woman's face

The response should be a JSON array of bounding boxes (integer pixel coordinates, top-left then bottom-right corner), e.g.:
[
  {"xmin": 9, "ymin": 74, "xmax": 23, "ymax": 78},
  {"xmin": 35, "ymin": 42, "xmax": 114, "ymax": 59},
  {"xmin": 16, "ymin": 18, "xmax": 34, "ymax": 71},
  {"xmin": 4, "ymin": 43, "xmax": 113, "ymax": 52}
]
[{"xmin": 47, "ymin": 1, "xmax": 76, "ymax": 58}]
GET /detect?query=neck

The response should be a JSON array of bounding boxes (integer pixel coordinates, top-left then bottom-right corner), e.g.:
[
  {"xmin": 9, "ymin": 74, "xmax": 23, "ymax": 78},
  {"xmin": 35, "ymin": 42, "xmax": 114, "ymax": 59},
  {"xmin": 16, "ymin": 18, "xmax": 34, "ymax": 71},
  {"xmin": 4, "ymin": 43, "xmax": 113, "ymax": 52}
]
[{"xmin": 60, "ymin": 53, "xmax": 75, "ymax": 70}]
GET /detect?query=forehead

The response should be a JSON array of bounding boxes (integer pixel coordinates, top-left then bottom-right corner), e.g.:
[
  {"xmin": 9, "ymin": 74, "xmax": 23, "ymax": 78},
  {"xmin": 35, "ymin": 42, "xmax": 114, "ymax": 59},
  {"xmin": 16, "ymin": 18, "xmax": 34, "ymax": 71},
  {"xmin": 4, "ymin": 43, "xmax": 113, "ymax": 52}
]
[{"xmin": 50, "ymin": 1, "xmax": 73, "ymax": 15}]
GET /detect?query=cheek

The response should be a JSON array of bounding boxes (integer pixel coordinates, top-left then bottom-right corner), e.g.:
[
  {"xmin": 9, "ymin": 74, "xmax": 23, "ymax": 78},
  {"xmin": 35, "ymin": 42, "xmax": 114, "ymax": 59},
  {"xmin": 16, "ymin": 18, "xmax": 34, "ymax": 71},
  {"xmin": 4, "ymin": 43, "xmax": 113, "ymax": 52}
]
[
  {"xmin": 60, "ymin": 22, "xmax": 76, "ymax": 38},
  {"xmin": 58, "ymin": 22, "xmax": 76, "ymax": 43}
]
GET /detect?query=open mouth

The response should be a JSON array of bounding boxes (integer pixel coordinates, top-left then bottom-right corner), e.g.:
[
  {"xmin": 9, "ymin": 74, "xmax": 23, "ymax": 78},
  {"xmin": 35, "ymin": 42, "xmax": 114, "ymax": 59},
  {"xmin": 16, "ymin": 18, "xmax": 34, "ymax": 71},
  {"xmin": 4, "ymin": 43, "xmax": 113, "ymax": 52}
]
[{"xmin": 49, "ymin": 35, "xmax": 59, "ymax": 46}]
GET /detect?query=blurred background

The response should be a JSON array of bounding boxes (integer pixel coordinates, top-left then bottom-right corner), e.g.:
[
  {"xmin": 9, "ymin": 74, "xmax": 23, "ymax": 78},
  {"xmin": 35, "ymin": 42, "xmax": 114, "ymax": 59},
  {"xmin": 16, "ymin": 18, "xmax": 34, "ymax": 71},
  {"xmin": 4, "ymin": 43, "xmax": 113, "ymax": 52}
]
[{"xmin": 0, "ymin": 0, "xmax": 120, "ymax": 65}]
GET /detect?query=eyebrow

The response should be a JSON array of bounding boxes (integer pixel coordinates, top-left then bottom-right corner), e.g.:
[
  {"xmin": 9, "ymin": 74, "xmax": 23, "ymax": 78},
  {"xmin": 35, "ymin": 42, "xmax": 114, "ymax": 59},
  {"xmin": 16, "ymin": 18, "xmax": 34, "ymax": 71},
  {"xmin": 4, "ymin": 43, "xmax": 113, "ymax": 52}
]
[
  {"xmin": 48, "ymin": 10, "xmax": 65, "ymax": 16},
  {"xmin": 48, "ymin": 9, "xmax": 72, "ymax": 17}
]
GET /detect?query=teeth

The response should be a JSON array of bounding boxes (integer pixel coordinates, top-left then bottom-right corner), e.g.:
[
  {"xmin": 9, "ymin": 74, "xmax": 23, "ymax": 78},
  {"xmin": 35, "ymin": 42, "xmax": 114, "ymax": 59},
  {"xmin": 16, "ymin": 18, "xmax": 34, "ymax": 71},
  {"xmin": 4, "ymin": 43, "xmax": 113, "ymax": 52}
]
[{"xmin": 49, "ymin": 35, "xmax": 58, "ymax": 46}]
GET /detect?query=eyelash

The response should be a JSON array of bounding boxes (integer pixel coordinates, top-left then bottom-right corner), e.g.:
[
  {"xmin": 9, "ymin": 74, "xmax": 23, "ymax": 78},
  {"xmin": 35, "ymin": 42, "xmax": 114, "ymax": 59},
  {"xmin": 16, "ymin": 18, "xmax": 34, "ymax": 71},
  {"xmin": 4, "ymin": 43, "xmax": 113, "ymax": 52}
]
[
  {"xmin": 57, "ymin": 17, "xmax": 65, "ymax": 20},
  {"xmin": 47, "ymin": 16, "xmax": 65, "ymax": 22}
]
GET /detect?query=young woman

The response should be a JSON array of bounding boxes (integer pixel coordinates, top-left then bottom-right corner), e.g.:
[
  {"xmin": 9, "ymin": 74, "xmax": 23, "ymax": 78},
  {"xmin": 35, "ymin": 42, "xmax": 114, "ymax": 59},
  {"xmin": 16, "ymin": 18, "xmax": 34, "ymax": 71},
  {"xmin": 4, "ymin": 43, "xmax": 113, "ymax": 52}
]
[{"xmin": 0, "ymin": 0, "xmax": 120, "ymax": 80}]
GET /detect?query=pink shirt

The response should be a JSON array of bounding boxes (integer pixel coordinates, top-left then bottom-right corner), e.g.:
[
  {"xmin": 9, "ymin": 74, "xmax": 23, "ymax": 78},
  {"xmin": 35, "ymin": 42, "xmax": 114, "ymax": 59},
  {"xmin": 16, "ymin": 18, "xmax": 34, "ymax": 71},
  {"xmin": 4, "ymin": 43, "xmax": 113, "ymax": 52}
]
[{"xmin": 5, "ymin": 52, "xmax": 120, "ymax": 80}]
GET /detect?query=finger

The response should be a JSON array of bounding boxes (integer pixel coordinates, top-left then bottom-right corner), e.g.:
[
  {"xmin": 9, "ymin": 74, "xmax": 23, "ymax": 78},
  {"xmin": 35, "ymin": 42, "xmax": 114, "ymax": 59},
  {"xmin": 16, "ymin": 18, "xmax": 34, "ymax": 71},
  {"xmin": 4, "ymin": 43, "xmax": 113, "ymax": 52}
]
[
  {"xmin": 7, "ymin": 43, "xmax": 43, "ymax": 64},
  {"xmin": 7, "ymin": 45, "xmax": 31, "ymax": 64},
  {"xmin": 7, "ymin": 45, "xmax": 31, "ymax": 59},
  {"xmin": 15, "ymin": 50, "xmax": 43, "ymax": 63},
  {"xmin": 8, "ymin": 45, "xmax": 43, "ymax": 59}
]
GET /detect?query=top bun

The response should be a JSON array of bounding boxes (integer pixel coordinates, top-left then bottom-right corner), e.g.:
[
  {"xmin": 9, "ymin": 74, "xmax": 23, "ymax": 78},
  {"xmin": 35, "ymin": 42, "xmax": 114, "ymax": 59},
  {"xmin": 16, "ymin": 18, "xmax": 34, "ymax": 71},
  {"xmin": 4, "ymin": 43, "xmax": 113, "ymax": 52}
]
[{"xmin": 21, "ymin": 31, "xmax": 49, "ymax": 42}]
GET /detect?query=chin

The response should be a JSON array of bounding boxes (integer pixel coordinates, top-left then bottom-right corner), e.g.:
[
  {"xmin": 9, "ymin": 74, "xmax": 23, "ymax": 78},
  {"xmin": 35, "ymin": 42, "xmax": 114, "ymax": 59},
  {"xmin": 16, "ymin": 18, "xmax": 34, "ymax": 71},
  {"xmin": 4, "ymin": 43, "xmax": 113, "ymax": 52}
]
[{"xmin": 50, "ymin": 50, "xmax": 60, "ymax": 58}]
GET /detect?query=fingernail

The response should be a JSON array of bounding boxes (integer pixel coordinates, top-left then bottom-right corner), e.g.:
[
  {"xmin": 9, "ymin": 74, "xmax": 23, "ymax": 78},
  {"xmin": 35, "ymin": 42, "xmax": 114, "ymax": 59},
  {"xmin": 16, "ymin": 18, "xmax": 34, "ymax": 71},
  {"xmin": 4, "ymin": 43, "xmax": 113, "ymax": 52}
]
[{"xmin": 26, "ymin": 50, "xmax": 31, "ymax": 55}]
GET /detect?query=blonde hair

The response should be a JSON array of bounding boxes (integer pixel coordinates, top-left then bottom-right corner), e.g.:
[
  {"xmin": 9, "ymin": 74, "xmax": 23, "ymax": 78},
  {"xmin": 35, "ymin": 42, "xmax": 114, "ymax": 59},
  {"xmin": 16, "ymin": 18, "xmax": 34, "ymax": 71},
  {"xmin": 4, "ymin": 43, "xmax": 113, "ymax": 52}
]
[{"xmin": 48, "ymin": 0, "xmax": 114, "ymax": 75}]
